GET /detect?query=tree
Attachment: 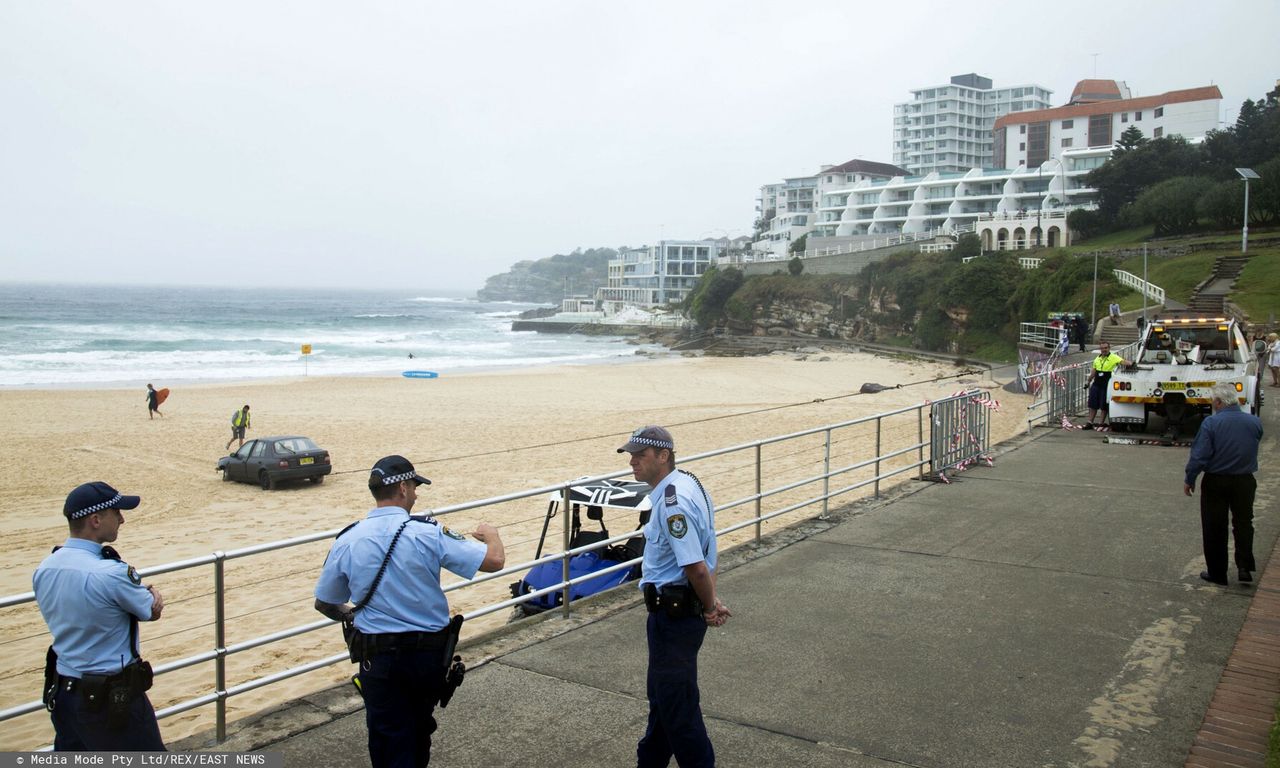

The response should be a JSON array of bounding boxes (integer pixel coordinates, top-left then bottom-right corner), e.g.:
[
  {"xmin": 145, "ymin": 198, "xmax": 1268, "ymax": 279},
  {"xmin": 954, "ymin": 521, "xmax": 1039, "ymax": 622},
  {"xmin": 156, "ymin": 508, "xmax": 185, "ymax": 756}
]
[
  {"xmin": 788, "ymin": 233, "xmax": 808, "ymax": 254},
  {"xmin": 953, "ymin": 233, "xmax": 981, "ymax": 261},
  {"xmin": 1197, "ymin": 179, "xmax": 1242, "ymax": 229},
  {"xmin": 687, "ymin": 267, "xmax": 744, "ymax": 328},
  {"xmin": 1132, "ymin": 176, "xmax": 1213, "ymax": 235},
  {"xmin": 1085, "ymin": 135, "xmax": 1203, "ymax": 219},
  {"xmin": 1113, "ymin": 125, "xmax": 1148, "ymax": 156},
  {"xmin": 939, "ymin": 254, "xmax": 1021, "ymax": 333},
  {"xmin": 788, "ymin": 256, "xmax": 804, "ymax": 276}
]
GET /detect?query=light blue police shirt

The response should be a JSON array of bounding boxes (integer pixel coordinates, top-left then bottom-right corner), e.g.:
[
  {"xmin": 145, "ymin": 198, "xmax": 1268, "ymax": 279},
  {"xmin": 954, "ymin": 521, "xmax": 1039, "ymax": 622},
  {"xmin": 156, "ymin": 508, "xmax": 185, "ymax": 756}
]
[
  {"xmin": 315, "ymin": 507, "xmax": 486, "ymax": 634},
  {"xmin": 33, "ymin": 538, "xmax": 156, "ymax": 677},
  {"xmin": 639, "ymin": 470, "xmax": 717, "ymax": 589}
]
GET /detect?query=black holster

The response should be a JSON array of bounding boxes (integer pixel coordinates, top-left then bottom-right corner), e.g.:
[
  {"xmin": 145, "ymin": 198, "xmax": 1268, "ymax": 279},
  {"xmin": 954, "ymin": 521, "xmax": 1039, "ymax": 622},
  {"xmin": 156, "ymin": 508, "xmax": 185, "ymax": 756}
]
[
  {"xmin": 342, "ymin": 621, "xmax": 368, "ymax": 665},
  {"xmin": 437, "ymin": 615, "xmax": 466, "ymax": 709},
  {"xmin": 42, "ymin": 646, "xmax": 58, "ymax": 712}
]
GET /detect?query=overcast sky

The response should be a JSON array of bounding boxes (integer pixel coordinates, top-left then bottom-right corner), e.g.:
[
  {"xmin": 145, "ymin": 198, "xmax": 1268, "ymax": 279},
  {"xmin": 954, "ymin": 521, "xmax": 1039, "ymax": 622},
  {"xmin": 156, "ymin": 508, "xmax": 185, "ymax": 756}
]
[{"xmin": 2, "ymin": 1, "xmax": 1276, "ymax": 293}]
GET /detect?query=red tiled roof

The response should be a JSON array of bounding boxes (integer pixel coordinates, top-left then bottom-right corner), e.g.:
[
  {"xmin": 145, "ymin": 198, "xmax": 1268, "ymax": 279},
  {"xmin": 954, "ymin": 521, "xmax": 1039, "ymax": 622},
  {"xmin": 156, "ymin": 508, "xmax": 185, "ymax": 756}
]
[
  {"xmin": 994, "ymin": 86, "xmax": 1222, "ymax": 130},
  {"xmin": 823, "ymin": 158, "xmax": 908, "ymax": 178},
  {"xmin": 1070, "ymin": 79, "xmax": 1123, "ymax": 103}
]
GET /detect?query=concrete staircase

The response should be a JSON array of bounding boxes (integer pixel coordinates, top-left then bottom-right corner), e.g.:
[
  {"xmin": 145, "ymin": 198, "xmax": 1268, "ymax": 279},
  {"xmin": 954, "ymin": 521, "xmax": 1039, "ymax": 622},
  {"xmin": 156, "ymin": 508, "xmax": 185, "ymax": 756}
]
[
  {"xmin": 1099, "ymin": 324, "xmax": 1141, "ymax": 347},
  {"xmin": 1186, "ymin": 255, "xmax": 1250, "ymax": 315}
]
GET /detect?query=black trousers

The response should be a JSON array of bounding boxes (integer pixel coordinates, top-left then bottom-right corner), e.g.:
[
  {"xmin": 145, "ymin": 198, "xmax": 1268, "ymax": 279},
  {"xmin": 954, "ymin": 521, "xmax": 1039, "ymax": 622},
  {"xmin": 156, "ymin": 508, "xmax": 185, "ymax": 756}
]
[
  {"xmin": 1200, "ymin": 472, "xmax": 1257, "ymax": 580},
  {"xmin": 361, "ymin": 647, "xmax": 445, "ymax": 768},
  {"xmin": 638, "ymin": 612, "xmax": 714, "ymax": 768},
  {"xmin": 51, "ymin": 682, "xmax": 165, "ymax": 751}
]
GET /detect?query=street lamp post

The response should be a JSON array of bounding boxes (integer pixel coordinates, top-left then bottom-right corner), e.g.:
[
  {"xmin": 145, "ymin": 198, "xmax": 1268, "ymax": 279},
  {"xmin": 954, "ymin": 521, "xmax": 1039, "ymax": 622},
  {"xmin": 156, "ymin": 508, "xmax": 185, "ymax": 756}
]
[{"xmin": 1236, "ymin": 168, "xmax": 1259, "ymax": 253}]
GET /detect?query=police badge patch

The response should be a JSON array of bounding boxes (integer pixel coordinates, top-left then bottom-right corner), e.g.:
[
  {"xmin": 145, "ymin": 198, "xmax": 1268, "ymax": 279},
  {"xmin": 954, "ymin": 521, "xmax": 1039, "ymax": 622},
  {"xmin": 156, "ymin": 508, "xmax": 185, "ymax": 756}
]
[
  {"xmin": 126, "ymin": 566, "xmax": 142, "ymax": 585},
  {"xmin": 667, "ymin": 513, "xmax": 687, "ymax": 539},
  {"xmin": 443, "ymin": 526, "xmax": 467, "ymax": 541}
]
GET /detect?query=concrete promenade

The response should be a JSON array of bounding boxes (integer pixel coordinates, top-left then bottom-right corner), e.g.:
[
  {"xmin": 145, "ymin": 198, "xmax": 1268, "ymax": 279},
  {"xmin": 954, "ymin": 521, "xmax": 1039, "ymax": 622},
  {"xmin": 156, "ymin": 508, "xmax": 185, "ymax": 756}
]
[{"xmin": 226, "ymin": 404, "xmax": 1279, "ymax": 767}]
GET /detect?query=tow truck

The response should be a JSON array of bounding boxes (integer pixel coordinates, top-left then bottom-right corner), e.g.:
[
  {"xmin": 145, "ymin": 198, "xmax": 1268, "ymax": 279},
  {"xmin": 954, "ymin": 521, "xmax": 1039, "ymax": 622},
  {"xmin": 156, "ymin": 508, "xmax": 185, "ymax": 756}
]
[{"xmin": 1107, "ymin": 315, "xmax": 1262, "ymax": 437}]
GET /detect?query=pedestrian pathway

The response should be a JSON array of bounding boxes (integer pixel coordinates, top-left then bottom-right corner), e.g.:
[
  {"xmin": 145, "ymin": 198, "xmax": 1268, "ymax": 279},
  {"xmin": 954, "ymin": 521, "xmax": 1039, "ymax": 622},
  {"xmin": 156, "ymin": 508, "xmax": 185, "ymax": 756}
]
[
  {"xmin": 1185, "ymin": 533, "xmax": 1280, "ymax": 768},
  {"xmin": 195, "ymin": 411, "xmax": 1279, "ymax": 767}
]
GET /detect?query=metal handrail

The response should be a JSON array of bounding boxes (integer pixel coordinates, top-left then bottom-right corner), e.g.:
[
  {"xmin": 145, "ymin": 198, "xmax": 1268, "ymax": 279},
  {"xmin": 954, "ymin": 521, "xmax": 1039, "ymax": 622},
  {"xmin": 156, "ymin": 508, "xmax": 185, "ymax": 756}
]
[{"xmin": 1, "ymin": 391, "xmax": 991, "ymax": 749}]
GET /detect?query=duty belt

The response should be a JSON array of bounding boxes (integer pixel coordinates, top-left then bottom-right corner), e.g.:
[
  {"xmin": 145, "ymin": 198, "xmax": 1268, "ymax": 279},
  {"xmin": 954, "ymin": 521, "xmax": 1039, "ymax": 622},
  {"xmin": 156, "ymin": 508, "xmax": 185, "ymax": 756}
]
[
  {"xmin": 362, "ymin": 629, "xmax": 450, "ymax": 654},
  {"xmin": 643, "ymin": 583, "xmax": 703, "ymax": 618}
]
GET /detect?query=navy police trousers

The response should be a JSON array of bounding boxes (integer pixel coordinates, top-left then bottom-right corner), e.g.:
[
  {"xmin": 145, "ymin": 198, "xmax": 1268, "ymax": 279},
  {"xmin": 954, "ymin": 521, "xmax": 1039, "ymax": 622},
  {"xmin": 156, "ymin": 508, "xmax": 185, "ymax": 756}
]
[
  {"xmin": 360, "ymin": 647, "xmax": 445, "ymax": 768},
  {"xmin": 51, "ymin": 681, "xmax": 165, "ymax": 751},
  {"xmin": 637, "ymin": 612, "xmax": 714, "ymax": 768}
]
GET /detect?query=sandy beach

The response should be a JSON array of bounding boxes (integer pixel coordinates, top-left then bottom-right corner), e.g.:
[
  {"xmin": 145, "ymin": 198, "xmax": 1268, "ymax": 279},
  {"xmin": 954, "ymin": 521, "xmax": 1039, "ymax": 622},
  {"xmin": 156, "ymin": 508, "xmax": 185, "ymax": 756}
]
[{"xmin": 0, "ymin": 350, "xmax": 1029, "ymax": 748}]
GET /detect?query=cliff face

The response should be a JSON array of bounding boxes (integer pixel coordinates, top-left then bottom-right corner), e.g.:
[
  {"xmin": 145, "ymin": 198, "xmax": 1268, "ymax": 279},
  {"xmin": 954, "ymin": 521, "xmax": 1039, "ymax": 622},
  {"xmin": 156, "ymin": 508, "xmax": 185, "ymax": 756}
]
[{"xmin": 475, "ymin": 248, "xmax": 617, "ymax": 303}]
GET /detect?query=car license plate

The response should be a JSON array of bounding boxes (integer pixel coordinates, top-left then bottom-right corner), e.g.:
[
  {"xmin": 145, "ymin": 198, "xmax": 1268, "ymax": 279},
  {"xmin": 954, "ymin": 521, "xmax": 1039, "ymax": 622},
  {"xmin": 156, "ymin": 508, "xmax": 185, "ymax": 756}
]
[
  {"xmin": 1160, "ymin": 382, "xmax": 1185, "ymax": 390},
  {"xmin": 300, "ymin": 457, "xmax": 314, "ymax": 465}
]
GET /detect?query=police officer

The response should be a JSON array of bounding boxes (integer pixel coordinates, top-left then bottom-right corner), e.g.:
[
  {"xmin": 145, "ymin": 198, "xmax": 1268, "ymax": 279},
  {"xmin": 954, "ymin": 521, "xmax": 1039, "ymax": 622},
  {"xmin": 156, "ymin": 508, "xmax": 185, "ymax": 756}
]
[
  {"xmin": 618, "ymin": 426, "xmax": 731, "ymax": 768},
  {"xmin": 314, "ymin": 455, "xmax": 505, "ymax": 768},
  {"xmin": 33, "ymin": 481, "xmax": 166, "ymax": 751}
]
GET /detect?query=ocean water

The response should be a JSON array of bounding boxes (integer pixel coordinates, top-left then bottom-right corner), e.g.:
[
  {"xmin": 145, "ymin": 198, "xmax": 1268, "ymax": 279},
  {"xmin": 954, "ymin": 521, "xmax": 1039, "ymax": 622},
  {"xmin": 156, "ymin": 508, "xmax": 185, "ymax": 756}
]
[{"xmin": 0, "ymin": 283, "xmax": 656, "ymax": 387}]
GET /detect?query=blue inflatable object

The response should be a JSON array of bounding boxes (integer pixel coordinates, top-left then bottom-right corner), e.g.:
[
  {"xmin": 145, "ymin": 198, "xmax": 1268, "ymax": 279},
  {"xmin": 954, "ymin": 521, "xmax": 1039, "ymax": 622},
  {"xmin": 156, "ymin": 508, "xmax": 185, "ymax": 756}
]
[
  {"xmin": 510, "ymin": 478, "xmax": 652, "ymax": 617},
  {"xmin": 402, "ymin": 370, "xmax": 439, "ymax": 379}
]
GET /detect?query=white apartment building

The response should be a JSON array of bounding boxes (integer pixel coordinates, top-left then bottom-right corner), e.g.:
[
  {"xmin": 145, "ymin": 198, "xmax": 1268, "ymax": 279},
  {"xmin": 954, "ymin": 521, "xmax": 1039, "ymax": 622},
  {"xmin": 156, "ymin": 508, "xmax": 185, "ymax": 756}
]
[
  {"xmin": 992, "ymin": 81, "xmax": 1223, "ymax": 169},
  {"xmin": 819, "ymin": 145, "xmax": 1113, "ymax": 245},
  {"xmin": 598, "ymin": 240, "xmax": 723, "ymax": 308},
  {"xmin": 893, "ymin": 73, "xmax": 1053, "ymax": 175},
  {"xmin": 754, "ymin": 159, "xmax": 906, "ymax": 257}
]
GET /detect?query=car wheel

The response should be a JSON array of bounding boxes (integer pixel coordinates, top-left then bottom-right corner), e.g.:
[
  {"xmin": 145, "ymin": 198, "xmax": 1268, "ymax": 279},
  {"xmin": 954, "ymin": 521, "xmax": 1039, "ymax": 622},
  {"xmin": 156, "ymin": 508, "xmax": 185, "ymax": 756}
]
[
  {"xmin": 259, "ymin": 471, "xmax": 275, "ymax": 491},
  {"xmin": 309, "ymin": 474, "xmax": 324, "ymax": 485},
  {"xmin": 222, "ymin": 468, "xmax": 232, "ymax": 482}
]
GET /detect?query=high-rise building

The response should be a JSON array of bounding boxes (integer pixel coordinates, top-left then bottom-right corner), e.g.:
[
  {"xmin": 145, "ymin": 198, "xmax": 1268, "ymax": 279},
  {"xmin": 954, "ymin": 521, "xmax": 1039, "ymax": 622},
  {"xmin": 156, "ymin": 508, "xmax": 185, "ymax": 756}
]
[{"xmin": 893, "ymin": 73, "xmax": 1053, "ymax": 175}]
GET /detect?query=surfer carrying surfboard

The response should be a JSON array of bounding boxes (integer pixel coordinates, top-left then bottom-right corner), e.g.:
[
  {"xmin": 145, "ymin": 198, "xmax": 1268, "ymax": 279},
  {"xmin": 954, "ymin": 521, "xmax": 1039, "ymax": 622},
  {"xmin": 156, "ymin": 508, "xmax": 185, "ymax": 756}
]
[{"xmin": 146, "ymin": 383, "xmax": 166, "ymax": 420}]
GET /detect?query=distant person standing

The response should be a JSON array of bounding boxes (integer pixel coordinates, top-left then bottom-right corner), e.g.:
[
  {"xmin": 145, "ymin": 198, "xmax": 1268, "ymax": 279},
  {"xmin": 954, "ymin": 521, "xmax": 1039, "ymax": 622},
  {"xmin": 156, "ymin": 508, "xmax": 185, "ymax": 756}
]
[
  {"xmin": 618, "ymin": 426, "xmax": 730, "ymax": 768},
  {"xmin": 33, "ymin": 482, "xmax": 166, "ymax": 751},
  {"xmin": 1074, "ymin": 315, "xmax": 1089, "ymax": 352},
  {"xmin": 226, "ymin": 404, "xmax": 251, "ymax": 450},
  {"xmin": 1267, "ymin": 332, "xmax": 1280, "ymax": 387},
  {"xmin": 1083, "ymin": 342, "xmax": 1130, "ymax": 429},
  {"xmin": 145, "ymin": 384, "xmax": 163, "ymax": 420},
  {"xmin": 1108, "ymin": 302, "xmax": 1121, "ymax": 325},
  {"xmin": 1184, "ymin": 383, "xmax": 1264, "ymax": 586}
]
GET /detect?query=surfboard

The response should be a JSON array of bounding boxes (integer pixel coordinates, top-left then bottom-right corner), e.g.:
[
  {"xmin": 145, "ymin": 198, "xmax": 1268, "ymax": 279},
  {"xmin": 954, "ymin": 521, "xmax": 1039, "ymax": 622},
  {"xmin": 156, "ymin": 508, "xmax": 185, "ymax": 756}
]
[
  {"xmin": 401, "ymin": 371, "xmax": 439, "ymax": 379},
  {"xmin": 155, "ymin": 388, "xmax": 170, "ymax": 406}
]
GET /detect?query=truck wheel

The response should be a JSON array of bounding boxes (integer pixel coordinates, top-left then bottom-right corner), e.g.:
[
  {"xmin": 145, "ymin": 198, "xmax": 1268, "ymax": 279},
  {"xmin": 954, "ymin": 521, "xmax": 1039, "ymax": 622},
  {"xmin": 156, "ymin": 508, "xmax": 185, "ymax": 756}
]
[{"xmin": 309, "ymin": 475, "xmax": 324, "ymax": 485}]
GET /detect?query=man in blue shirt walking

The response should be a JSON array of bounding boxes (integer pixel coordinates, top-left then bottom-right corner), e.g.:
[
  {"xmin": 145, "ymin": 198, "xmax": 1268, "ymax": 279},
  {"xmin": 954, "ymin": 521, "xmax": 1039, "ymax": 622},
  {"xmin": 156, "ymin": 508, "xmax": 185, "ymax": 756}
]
[
  {"xmin": 619, "ymin": 426, "xmax": 731, "ymax": 768},
  {"xmin": 1184, "ymin": 383, "xmax": 1264, "ymax": 586}
]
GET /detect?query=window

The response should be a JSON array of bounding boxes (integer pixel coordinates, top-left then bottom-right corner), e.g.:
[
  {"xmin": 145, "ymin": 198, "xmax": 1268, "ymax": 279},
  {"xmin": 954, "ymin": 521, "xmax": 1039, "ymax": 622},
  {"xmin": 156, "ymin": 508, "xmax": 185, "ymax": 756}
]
[
  {"xmin": 1121, "ymin": 113, "xmax": 1129, "ymax": 123},
  {"xmin": 1155, "ymin": 107, "xmax": 1164, "ymax": 118},
  {"xmin": 1061, "ymin": 137, "xmax": 1073, "ymax": 148},
  {"xmin": 1154, "ymin": 127, "xmax": 1164, "ymax": 138},
  {"xmin": 1020, "ymin": 124, "xmax": 1027, "ymax": 134},
  {"xmin": 1019, "ymin": 142, "xmax": 1025, "ymax": 151},
  {"xmin": 1061, "ymin": 119, "xmax": 1074, "ymax": 129},
  {"xmin": 1088, "ymin": 113, "xmax": 1113, "ymax": 147},
  {"xmin": 1135, "ymin": 111, "xmax": 1142, "ymax": 120}
]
